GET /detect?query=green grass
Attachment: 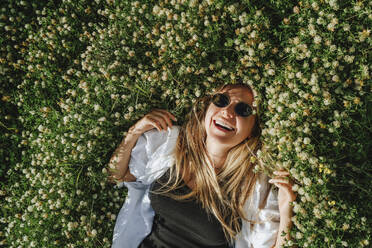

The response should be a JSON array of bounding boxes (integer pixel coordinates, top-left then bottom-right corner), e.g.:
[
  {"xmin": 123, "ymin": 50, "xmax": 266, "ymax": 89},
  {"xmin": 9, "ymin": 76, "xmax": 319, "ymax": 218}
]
[{"xmin": 0, "ymin": 0, "xmax": 371, "ymax": 247}]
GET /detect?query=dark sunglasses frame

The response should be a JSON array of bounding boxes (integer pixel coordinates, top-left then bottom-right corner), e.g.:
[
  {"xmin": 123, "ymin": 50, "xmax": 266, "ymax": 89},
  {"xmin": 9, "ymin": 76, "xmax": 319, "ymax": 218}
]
[{"xmin": 211, "ymin": 93, "xmax": 253, "ymax": 117}]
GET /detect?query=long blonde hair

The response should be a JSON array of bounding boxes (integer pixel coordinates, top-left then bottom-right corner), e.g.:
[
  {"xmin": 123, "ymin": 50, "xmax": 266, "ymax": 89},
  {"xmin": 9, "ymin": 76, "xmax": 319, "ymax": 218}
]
[{"xmin": 155, "ymin": 83, "xmax": 262, "ymax": 243}]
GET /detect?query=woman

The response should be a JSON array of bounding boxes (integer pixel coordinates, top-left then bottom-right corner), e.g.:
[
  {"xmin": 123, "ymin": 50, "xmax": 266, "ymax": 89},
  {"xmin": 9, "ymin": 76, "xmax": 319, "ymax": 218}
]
[{"xmin": 108, "ymin": 83, "xmax": 296, "ymax": 248}]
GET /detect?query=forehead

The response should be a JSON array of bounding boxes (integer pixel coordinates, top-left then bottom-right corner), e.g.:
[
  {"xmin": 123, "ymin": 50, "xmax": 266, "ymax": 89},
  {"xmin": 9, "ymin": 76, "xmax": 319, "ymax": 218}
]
[{"xmin": 219, "ymin": 85, "xmax": 254, "ymax": 104}]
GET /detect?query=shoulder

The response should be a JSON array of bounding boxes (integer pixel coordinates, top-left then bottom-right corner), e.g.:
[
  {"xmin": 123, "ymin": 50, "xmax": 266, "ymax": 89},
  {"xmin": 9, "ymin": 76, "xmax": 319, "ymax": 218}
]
[
  {"xmin": 129, "ymin": 125, "xmax": 181, "ymax": 185},
  {"xmin": 142, "ymin": 125, "xmax": 180, "ymax": 141},
  {"xmin": 131, "ymin": 125, "xmax": 180, "ymax": 162},
  {"xmin": 140, "ymin": 125, "xmax": 180, "ymax": 154}
]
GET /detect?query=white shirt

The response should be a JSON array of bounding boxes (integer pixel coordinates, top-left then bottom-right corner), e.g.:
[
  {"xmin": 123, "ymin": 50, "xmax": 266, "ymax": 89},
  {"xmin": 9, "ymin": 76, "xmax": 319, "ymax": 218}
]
[{"xmin": 112, "ymin": 126, "xmax": 280, "ymax": 248}]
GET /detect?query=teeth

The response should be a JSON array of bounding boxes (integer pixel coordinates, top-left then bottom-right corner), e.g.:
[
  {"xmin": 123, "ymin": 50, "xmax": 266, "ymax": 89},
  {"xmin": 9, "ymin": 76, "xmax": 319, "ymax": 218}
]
[{"xmin": 215, "ymin": 120, "xmax": 234, "ymax": 131}]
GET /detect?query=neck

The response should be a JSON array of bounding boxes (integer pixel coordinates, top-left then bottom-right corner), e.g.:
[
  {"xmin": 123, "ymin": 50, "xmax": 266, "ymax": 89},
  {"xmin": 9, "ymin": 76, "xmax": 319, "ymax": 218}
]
[{"xmin": 205, "ymin": 138, "xmax": 229, "ymax": 169}]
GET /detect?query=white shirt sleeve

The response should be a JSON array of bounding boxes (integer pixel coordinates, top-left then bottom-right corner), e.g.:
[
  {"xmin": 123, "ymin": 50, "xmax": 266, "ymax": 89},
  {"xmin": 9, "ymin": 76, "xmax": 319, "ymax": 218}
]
[
  {"xmin": 115, "ymin": 126, "xmax": 180, "ymax": 188},
  {"xmin": 235, "ymin": 174, "xmax": 280, "ymax": 248},
  {"xmin": 112, "ymin": 126, "xmax": 180, "ymax": 248}
]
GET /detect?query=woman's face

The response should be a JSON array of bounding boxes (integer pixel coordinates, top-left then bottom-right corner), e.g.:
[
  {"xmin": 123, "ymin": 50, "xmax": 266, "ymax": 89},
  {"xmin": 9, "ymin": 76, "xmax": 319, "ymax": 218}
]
[{"xmin": 204, "ymin": 85, "xmax": 256, "ymax": 149}]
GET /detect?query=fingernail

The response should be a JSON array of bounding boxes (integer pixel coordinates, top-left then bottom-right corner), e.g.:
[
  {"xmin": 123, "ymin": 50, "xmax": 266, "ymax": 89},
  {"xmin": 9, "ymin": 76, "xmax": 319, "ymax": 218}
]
[{"xmin": 273, "ymin": 171, "xmax": 279, "ymax": 175}]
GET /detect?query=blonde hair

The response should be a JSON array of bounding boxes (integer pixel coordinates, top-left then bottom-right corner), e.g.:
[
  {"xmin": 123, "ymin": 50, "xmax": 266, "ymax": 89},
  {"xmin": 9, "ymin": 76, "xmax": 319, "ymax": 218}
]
[{"xmin": 154, "ymin": 83, "xmax": 262, "ymax": 243}]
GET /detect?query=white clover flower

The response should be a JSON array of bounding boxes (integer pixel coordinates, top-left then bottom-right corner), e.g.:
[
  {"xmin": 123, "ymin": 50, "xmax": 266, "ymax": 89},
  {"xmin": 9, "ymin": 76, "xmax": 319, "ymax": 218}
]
[
  {"xmin": 324, "ymin": 98, "xmax": 331, "ymax": 106},
  {"xmin": 80, "ymin": 215, "xmax": 87, "ymax": 222},
  {"xmin": 228, "ymin": 4, "xmax": 236, "ymax": 13},
  {"xmin": 314, "ymin": 35, "xmax": 322, "ymax": 44},
  {"xmin": 327, "ymin": 23, "xmax": 336, "ymax": 32},
  {"xmin": 300, "ymin": 152, "xmax": 309, "ymax": 161},
  {"xmin": 161, "ymin": 71, "xmax": 168, "ymax": 81},
  {"xmin": 332, "ymin": 75, "xmax": 340, "ymax": 82},
  {"xmin": 298, "ymin": 187, "xmax": 305, "ymax": 195},
  {"xmin": 276, "ymin": 106, "xmax": 283, "ymax": 113},
  {"xmin": 353, "ymin": 3, "xmax": 362, "ymax": 11},
  {"xmin": 313, "ymin": 207, "xmax": 321, "ymax": 219},
  {"xmin": 195, "ymin": 90, "xmax": 201, "ymax": 97},
  {"xmin": 303, "ymin": 126, "xmax": 311, "ymax": 134},
  {"xmin": 303, "ymin": 137, "xmax": 311, "ymax": 145},
  {"xmin": 267, "ymin": 69, "xmax": 275, "ymax": 76},
  {"xmin": 329, "ymin": 0, "xmax": 339, "ymax": 10},
  {"xmin": 258, "ymin": 42, "xmax": 265, "ymax": 50},
  {"xmin": 342, "ymin": 23, "xmax": 351, "ymax": 33},
  {"xmin": 291, "ymin": 183, "xmax": 299, "ymax": 191},
  {"xmin": 293, "ymin": 6, "xmax": 300, "ymax": 14},
  {"xmin": 342, "ymin": 223, "xmax": 350, "ymax": 230},
  {"xmin": 37, "ymin": 125, "xmax": 45, "ymax": 132},
  {"xmin": 250, "ymin": 30, "xmax": 257, "ymax": 39},
  {"xmin": 311, "ymin": 2, "xmax": 319, "ymax": 10},
  {"xmin": 293, "ymin": 203, "xmax": 301, "ymax": 213},
  {"xmin": 289, "ymin": 112, "xmax": 297, "ymax": 120},
  {"xmin": 93, "ymin": 104, "xmax": 101, "ymax": 111},
  {"xmin": 332, "ymin": 120, "xmax": 340, "ymax": 128}
]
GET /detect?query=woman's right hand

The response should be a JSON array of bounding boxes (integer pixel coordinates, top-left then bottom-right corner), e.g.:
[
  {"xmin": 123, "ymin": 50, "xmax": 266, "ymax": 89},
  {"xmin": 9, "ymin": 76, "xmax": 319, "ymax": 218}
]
[{"xmin": 128, "ymin": 109, "xmax": 177, "ymax": 135}]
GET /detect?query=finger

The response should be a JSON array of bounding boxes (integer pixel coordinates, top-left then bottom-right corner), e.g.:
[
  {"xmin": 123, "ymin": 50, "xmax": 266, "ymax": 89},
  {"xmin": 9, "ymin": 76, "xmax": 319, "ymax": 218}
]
[
  {"xmin": 272, "ymin": 174, "xmax": 292, "ymax": 181},
  {"xmin": 272, "ymin": 182, "xmax": 296, "ymax": 195},
  {"xmin": 274, "ymin": 183, "xmax": 297, "ymax": 200},
  {"xmin": 154, "ymin": 109, "xmax": 177, "ymax": 122},
  {"xmin": 273, "ymin": 170, "xmax": 290, "ymax": 176},
  {"xmin": 272, "ymin": 182, "xmax": 292, "ymax": 191},
  {"xmin": 271, "ymin": 181, "xmax": 297, "ymax": 194},
  {"xmin": 269, "ymin": 178, "xmax": 291, "ymax": 185},
  {"xmin": 153, "ymin": 112, "xmax": 173, "ymax": 128},
  {"xmin": 146, "ymin": 116, "xmax": 163, "ymax": 131},
  {"xmin": 274, "ymin": 176, "xmax": 292, "ymax": 182},
  {"xmin": 150, "ymin": 113, "xmax": 170, "ymax": 130}
]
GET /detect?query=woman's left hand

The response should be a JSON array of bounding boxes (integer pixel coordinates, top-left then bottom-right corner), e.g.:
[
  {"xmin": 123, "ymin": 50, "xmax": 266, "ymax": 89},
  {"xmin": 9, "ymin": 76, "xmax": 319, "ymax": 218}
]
[{"xmin": 269, "ymin": 170, "xmax": 296, "ymax": 219}]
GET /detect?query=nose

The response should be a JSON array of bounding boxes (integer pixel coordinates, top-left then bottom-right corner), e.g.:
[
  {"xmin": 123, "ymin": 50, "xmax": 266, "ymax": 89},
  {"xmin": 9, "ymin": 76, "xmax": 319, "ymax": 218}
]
[{"xmin": 221, "ymin": 104, "xmax": 235, "ymax": 118}]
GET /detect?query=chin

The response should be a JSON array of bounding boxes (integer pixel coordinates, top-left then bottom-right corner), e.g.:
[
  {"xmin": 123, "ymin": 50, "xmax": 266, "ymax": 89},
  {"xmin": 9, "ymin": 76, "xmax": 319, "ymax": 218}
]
[{"xmin": 208, "ymin": 132, "xmax": 237, "ymax": 146}]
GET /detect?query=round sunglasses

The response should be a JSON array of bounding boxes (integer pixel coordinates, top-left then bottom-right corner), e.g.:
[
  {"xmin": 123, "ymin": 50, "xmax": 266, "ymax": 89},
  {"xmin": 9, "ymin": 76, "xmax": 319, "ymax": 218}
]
[{"xmin": 211, "ymin": 93, "xmax": 253, "ymax": 117}]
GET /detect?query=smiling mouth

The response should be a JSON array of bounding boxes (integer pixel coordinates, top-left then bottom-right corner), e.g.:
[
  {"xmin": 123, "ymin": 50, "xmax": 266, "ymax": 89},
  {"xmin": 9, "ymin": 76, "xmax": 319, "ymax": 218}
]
[{"xmin": 213, "ymin": 120, "xmax": 235, "ymax": 132}]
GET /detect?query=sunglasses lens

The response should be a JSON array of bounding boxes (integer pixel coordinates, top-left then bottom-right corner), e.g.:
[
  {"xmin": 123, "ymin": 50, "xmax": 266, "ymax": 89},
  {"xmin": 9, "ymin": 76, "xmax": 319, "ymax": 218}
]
[
  {"xmin": 235, "ymin": 102, "xmax": 252, "ymax": 117},
  {"xmin": 212, "ymin": 93, "xmax": 229, "ymax": 107},
  {"xmin": 212, "ymin": 93, "xmax": 253, "ymax": 117}
]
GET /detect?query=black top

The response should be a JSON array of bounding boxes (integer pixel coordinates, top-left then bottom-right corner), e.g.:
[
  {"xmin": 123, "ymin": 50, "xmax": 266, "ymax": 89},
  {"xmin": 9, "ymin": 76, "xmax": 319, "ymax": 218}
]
[{"xmin": 139, "ymin": 170, "xmax": 231, "ymax": 248}]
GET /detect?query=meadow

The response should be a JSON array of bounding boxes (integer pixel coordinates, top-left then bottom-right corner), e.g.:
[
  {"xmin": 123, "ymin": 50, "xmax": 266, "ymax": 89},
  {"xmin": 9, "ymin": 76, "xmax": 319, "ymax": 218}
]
[{"xmin": 0, "ymin": 0, "xmax": 371, "ymax": 247}]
